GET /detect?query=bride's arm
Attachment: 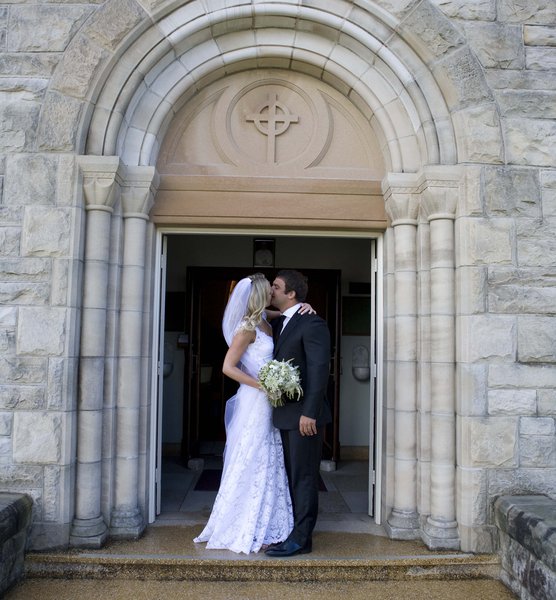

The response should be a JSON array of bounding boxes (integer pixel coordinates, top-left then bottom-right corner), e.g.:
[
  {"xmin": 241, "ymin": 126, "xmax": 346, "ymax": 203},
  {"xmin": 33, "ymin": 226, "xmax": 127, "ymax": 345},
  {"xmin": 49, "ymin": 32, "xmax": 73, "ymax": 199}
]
[
  {"xmin": 265, "ymin": 304, "xmax": 316, "ymax": 320},
  {"xmin": 222, "ymin": 329, "xmax": 262, "ymax": 390},
  {"xmin": 298, "ymin": 303, "xmax": 316, "ymax": 315}
]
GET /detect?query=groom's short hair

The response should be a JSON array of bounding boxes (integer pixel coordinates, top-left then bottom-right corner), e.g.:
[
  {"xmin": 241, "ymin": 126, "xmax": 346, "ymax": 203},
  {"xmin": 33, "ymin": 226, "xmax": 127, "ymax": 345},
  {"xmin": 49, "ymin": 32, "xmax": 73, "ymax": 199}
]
[{"xmin": 276, "ymin": 269, "xmax": 308, "ymax": 302}]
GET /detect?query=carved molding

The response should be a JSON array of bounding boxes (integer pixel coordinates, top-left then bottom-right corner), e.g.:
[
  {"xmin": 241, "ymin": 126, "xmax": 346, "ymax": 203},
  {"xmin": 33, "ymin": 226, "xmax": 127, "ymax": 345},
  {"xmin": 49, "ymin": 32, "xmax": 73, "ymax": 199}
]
[{"xmin": 383, "ymin": 168, "xmax": 461, "ymax": 224}]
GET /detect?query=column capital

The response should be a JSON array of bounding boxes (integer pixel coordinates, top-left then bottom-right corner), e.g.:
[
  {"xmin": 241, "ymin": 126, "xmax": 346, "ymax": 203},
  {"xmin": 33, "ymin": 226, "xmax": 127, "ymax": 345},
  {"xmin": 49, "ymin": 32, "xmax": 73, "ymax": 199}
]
[
  {"xmin": 385, "ymin": 192, "xmax": 420, "ymax": 226},
  {"xmin": 119, "ymin": 166, "xmax": 158, "ymax": 219},
  {"xmin": 78, "ymin": 155, "xmax": 121, "ymax": 212},
  {"xmin": 420, "ymin": 166, "xmax": 461, "ymax": 222},
  {"xmin": 421, "ymin": 185, "xmax": 458, "ymax": 222},
  {"xmin": 383, "ymin": 172, "xmax": 420, "ymax": 226}
]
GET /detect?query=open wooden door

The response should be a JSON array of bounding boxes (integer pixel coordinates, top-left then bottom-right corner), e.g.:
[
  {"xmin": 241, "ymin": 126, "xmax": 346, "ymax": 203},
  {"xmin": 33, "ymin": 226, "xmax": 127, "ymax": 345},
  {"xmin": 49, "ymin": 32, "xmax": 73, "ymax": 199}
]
[{"xmin": 182, "ymin": 267, "xmax": 341, "ymax": 462}]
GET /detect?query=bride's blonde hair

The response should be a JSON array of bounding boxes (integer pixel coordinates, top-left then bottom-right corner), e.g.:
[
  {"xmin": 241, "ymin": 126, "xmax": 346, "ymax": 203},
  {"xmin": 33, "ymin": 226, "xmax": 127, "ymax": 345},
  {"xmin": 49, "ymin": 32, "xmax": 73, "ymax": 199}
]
[{"xmin": 242, "ymin": 273, "xmax": 269, "ymax": 331}]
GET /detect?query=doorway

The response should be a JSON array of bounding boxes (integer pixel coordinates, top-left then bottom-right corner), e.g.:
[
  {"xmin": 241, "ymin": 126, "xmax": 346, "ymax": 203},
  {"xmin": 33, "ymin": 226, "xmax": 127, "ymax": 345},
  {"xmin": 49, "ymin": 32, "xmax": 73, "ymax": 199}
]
[
  {"xmin": 182, "ymin": 266, "xmax": 341, "ymax": 463},
  {"xmin": 151, "ymin": 231, "xmax": 382, "ymax": 526}
]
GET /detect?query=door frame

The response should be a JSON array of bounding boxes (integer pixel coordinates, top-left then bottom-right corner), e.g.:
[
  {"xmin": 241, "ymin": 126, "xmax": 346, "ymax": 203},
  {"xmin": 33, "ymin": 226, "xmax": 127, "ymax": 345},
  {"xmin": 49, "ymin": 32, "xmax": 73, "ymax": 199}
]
[
  {"xmin": 370, "ymin": 237, "xmax": 384, "ymax": 523},
  {"xmin": 148, "ymin": 227, "xmax": 384, "ymax": 523}
]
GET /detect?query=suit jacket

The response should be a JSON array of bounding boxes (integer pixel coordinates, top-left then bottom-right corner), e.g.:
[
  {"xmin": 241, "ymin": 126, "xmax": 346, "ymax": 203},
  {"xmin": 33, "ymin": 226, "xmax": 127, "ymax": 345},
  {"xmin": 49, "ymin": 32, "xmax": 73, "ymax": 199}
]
[{"xmin": 271, "ymin": 312, "xmax": 331, "ymax": 430}]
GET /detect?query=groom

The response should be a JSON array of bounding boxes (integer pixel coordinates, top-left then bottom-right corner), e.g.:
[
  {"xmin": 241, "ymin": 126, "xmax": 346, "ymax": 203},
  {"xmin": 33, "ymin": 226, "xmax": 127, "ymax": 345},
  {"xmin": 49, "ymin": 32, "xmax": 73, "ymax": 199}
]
[{"xmin": 265, "ymin": 270, "xmax": 331, "ymax": 557}]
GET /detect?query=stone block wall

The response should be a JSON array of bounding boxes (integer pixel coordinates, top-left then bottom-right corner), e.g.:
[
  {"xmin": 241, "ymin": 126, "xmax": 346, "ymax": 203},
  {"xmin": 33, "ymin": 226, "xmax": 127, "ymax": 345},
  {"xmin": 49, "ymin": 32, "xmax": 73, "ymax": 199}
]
[
  {"xmin": 0, "ymin": 150, "xmax": 82, "ymax": 549},
  {"xmin": 448, "ymin": 0, "xmax": 556, "ymax": 545},
  {"xmin": 455, "ymin": 160, "xmax": 556, "ymax": 551},
  {"xmin": 495, "ymin": 495, "xmax": 556, "ymax": 600},
  {"xmin": 0, "ymin": 493, "xmax": 33, "ymax": 596}
]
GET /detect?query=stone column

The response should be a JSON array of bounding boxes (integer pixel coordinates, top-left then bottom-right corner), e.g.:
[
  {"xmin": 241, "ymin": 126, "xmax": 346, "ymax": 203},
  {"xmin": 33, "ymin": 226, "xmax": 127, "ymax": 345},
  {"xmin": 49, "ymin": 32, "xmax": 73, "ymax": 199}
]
[
  {"xmin": 421, "ymin": 177, "xmax": 459, "ymax": 549},
  {"xmin": 383, "ymin": 226, "xmax": 396, "ymax": 511},
  {"xmin": 416, "ymin": 216, "xmax": 431, "ymax": 518},
  {"xmin": 110, "ymin": 166, "xmax": 155, "ymax": 538},
  {"xmin": 70, "ymin": 156, "xmax": 120, "ymax": 548},
  {"xmin": 384, "ymin": 177, "xmax": 420, "ymax": 539}
]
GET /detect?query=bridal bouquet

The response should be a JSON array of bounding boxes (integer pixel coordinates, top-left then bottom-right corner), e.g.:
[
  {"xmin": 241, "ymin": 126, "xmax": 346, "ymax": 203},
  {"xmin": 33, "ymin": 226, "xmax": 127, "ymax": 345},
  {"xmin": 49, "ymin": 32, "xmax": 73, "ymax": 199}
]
[{"xmin": 258, "ymin": 359, "xmax": 303, "ymax": 408}]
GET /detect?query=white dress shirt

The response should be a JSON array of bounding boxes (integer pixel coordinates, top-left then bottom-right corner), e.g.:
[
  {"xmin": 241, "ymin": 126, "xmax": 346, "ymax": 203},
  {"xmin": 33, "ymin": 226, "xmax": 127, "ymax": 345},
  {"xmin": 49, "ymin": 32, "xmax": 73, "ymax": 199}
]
[{"xmin": 280, "ymin": 303, "xmax": 302, "ymax": 333}]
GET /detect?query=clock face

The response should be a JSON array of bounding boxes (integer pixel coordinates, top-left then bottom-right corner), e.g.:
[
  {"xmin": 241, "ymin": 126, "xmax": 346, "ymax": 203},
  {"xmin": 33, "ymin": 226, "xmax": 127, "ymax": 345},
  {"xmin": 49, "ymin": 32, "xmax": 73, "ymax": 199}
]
[{"xmin": 255, "ymin": 248, "xmax": 274, "ymax": 266}]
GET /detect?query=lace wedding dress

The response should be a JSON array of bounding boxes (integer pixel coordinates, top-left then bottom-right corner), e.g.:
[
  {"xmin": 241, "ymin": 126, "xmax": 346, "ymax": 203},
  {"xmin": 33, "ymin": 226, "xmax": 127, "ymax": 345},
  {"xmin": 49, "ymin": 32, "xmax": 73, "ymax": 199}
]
[{"xmin": 193, "ymin": 326, "xmax": 293, "ymax": 554}]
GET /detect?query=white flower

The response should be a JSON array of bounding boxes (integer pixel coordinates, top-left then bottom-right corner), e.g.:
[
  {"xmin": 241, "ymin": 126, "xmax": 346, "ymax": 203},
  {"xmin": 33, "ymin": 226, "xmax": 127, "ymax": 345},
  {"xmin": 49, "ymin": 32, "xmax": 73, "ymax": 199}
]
[{"xmin": 258, "ymin": 359, "xmax": 303, "ymax": 408}]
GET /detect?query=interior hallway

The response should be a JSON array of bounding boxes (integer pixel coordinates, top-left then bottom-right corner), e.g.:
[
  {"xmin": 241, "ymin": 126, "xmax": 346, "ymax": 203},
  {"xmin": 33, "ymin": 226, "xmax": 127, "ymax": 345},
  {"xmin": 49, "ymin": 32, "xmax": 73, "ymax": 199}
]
[{"xmin": 158, "ymin": 449, "xmax": 381, "ymax": 535}]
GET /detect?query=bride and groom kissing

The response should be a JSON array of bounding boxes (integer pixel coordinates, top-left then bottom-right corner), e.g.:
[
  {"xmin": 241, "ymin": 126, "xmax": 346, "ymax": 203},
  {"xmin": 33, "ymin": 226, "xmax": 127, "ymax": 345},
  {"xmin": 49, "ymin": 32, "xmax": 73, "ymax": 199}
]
[{"xmin": 194, "ymin": 269, "xmax": 331, "ymax": 556}]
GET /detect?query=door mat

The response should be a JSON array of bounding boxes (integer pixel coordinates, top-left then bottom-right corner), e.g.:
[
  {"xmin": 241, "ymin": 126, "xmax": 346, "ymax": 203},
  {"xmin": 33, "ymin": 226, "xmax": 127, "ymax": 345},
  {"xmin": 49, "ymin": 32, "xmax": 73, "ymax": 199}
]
[{"xmin": 194, "ymin": 469, "xmax": 327, "ymax": 492}]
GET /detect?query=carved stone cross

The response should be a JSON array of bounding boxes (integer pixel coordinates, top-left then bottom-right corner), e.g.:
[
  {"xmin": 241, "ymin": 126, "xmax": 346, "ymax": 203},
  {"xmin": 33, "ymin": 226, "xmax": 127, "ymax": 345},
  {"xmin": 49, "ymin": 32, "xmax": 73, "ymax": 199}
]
[{"xmin": 246, "ymin": 93, "xmax": 299, "ymax": 163}]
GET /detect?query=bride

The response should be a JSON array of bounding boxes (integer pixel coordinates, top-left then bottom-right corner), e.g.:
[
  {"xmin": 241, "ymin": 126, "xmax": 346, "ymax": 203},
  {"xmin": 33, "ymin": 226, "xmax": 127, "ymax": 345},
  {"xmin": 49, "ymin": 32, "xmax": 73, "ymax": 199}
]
[{"xmin": 194, "ymin": 273, "xmax": 311, "ymax": 554}]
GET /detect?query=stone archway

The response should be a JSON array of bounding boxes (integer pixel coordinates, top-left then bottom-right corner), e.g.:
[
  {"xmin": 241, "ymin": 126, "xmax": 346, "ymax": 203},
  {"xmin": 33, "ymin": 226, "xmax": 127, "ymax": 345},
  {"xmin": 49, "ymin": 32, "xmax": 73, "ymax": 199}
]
[{"xmin": 48, "ymin": 0, "xmax": 504, "ymax": 552}]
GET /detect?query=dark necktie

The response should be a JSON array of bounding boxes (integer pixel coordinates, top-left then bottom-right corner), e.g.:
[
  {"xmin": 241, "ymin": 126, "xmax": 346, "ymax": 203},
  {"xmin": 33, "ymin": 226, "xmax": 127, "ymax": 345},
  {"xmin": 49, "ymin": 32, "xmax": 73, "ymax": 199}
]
[{"xmin": 275, "ymin": 315, "xmax": 285, "ymax": 341}]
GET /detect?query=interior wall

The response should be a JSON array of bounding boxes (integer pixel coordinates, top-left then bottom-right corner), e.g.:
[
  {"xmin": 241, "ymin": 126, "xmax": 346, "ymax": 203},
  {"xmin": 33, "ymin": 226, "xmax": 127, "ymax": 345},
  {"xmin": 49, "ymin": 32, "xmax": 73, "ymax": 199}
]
[
  {"xmin": 162, "ymin": 233, "xmax": 373, "ymax": 451},
  {"xmin": 340, "ymin": 336, "xmax": 372, "ymax": 449},
  {"xmin": 165, "ymin": 235, "xmax": 372, "ymax": 292}
]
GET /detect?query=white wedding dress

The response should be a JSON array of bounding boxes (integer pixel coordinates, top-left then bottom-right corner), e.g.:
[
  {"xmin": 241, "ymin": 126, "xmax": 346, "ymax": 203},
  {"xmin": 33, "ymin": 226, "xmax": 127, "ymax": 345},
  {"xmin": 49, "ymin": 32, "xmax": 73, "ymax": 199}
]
[{"xmin": 193, "ymin": 326, "xmax": 293, "ymax": 554}]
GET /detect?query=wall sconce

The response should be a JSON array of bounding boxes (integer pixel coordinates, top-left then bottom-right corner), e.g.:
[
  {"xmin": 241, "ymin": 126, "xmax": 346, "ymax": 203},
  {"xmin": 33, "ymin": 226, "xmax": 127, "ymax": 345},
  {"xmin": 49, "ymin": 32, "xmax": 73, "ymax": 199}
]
[{"xmin": 352, "ymin": 344, "xmax": 370, "ymax": 381}]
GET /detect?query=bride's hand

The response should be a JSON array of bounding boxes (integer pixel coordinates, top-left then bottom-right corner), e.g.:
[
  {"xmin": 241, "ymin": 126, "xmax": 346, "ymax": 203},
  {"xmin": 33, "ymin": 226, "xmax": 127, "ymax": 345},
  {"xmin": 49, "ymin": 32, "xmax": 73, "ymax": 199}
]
[{"xmin": 299, "ymin": 302, "xmax": 316, "ymax": 315}]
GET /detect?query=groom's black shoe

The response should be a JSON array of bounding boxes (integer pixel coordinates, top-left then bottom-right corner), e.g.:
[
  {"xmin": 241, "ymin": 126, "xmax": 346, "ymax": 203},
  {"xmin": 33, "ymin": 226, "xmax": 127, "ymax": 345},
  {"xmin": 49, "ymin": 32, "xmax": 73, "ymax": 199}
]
[{"xmin": 264, "ymin": 539, "xmax": 312, "ymax": 557}]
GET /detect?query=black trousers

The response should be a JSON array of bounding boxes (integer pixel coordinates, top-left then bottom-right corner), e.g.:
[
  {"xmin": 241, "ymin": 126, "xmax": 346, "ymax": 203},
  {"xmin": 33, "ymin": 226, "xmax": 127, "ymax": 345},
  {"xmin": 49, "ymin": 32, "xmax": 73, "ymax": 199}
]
[{"xmin": 280, "ymin": 427, "xmax": 323, "ymax": 546}]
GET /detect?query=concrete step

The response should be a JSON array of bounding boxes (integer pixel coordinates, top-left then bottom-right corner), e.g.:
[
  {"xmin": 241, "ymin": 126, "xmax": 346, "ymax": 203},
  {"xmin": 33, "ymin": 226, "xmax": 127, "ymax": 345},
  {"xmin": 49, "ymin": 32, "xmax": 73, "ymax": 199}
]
[
  {"xmin": 25, "ymin": 551, "xmax": 501, "ymax": 583},
  {"xmin": 7, "ymin": 576, "xmax": 518, "ymax": 600},
  {"xmin": 24, "ymin": 525, "xmax": 502, "ymax": 584}
]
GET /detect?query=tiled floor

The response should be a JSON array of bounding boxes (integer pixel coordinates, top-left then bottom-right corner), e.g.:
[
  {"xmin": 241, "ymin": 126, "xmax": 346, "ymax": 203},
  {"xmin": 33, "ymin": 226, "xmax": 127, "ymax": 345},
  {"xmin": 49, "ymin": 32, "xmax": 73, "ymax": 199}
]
[{"xmin": 158, "ymin": 449, "xmax": 381, "ymax": 535}]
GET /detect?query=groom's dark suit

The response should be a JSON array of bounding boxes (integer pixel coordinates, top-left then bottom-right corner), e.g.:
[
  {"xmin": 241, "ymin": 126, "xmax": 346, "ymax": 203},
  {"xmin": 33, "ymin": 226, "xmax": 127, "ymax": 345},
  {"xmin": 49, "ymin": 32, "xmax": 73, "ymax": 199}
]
[{"xmin": 271, "ymin": 311, "xmax": 331, "ymax": 548}]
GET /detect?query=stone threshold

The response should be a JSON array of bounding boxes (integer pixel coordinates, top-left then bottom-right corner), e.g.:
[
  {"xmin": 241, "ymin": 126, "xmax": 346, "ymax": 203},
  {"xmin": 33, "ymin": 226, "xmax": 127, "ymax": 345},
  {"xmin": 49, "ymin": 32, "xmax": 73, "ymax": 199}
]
[
  {"xmin": 25, "ymin": 552, "xmax": 501, "ymax": 583},
  {"xmin": 23, "ymin": 526, "xmax": 503, "ymax": 583}
]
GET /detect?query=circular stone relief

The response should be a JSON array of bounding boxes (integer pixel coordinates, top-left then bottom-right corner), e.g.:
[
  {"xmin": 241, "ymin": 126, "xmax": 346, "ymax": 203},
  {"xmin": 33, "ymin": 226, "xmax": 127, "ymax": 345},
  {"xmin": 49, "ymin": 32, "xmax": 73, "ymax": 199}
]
[{"xmin": 214, "ymin": 75, "xmax": 331, "ymax": 171}]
